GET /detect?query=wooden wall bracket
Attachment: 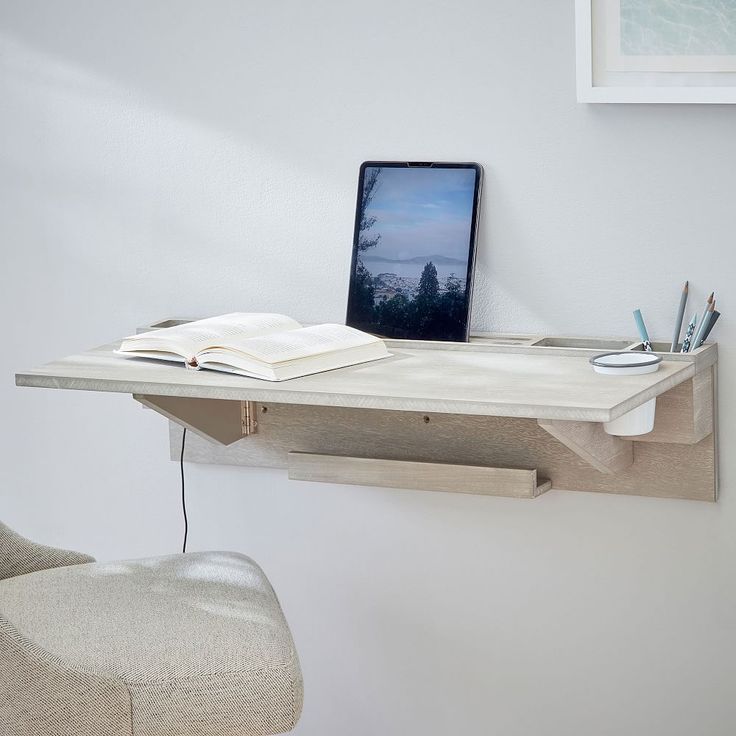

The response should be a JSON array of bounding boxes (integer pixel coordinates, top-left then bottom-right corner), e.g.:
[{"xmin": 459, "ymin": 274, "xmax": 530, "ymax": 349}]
[
  {"xmin": 134, "ymin": 395, "xmax": 257, "ymax": 445},
  {"xmin": 537, "ymin": 420, "xmax": 633, "ymax": 474}
]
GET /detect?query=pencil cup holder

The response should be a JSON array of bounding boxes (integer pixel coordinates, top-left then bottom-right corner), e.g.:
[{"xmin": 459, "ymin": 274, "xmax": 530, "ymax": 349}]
[
  {"xmin": 590, "ymin": 352, "xmax": 663, "ymax": 437},
  {"xmin": 603, "ymin": 398, "xmax": 656, "ymax": 436}
]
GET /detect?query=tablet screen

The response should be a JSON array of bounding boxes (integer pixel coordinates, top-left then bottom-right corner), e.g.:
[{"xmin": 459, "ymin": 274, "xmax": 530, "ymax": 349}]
[{"xmin": 346, "ymin": 162, "xmax": 482, "ymax": 342}]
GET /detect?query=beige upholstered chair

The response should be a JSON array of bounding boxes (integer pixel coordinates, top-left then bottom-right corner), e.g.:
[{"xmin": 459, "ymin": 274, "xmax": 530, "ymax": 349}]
[{"xmin": 0, "ymin": 520, "xmax": 303, "ymax": 736}]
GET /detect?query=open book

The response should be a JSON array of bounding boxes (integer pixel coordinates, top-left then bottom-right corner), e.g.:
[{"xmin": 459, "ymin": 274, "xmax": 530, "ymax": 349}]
[{"xmin": 116, "ymin": 313, "xmax": 390, "ymax": 381}]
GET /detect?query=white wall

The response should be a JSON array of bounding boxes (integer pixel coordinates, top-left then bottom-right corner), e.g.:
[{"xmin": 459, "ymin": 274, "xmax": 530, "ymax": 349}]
[{"xmin": 1, "ymin": 2, "xmax": 735, "ymax": 734}]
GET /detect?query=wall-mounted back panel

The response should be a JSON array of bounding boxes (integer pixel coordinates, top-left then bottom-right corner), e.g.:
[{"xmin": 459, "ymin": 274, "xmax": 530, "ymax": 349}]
[{"xmin": 166, "ymin": 373, "xmax": 717, "ymax": 502}]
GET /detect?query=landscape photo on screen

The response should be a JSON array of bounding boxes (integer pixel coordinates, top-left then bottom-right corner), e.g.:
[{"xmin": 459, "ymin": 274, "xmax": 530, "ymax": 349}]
[{"xmin": 349, "ymin": 165, "xmax": 477, "ymax": 341}]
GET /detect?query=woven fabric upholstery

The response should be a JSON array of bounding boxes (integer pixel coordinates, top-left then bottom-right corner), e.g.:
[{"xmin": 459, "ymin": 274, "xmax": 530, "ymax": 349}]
[
  {"xmin": 0, "ymin": 619, "xmax": 132, "ymax": 736},
  {"xmin": 0, "ymin": 551, "xmax": 303, "ymax": 736},
  {"xmin": 0, "ymin": 520, "xmax": 95, "ymax": 580}
]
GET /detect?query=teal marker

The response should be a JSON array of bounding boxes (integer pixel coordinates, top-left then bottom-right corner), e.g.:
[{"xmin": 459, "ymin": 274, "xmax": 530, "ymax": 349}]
[{"xmin": 633, "ymin": 309, "xmax": 652, "ymax": 352}]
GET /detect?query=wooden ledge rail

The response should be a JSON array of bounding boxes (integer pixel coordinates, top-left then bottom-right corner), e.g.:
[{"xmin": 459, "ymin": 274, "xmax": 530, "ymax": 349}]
[{"xmin": 287, "ymin": 452, "xmax": 552, "ymax": 499}]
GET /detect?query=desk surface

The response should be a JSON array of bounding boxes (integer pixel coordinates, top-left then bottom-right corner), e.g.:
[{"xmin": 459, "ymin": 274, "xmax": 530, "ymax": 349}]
[{"xmin": 16, "ymin": 340, "xmax": 695, "ymax": 422}]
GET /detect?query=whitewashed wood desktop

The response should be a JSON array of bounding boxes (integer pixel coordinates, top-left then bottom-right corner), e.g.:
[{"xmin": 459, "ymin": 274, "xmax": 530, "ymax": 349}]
[
  {"xmin": 16, "ymin": 341, "xmax": 694, "ymax": 421},
  {"xmin": 16, "ymin": 328, "xmax": 718, "ymax": 502}
]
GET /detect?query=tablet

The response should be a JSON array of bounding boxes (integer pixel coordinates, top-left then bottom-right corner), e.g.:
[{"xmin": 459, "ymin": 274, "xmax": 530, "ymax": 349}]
[{"xmin": 346, "ymin": 161, "xmax": 482, "ymax": 342}]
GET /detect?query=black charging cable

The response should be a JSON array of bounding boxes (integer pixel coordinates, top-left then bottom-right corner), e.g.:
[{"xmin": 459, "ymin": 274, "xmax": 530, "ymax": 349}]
[{"xmin": 180, "ymin": 428, "xmax": 188, "ymax": 553}]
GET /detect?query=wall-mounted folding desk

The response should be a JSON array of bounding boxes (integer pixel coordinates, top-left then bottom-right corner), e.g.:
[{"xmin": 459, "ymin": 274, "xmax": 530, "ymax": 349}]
[{"xmin": 16, "ymin": 324, "xmax": 718, "ymax": 502}]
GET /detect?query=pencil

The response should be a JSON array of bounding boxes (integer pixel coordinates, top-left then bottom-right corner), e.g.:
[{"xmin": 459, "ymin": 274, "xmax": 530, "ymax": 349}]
[
  {"xmin": 695, "ymin": 300, "xmax": 716, "ymax": 348},
  {"xmin": 670, "ymin": 281, "xmax": 688, "ymax": 352},
  {"xmin": 700, "ymin": 311, "xmax": 720, "ymax": 344},
  {"xmin": 680, "ymin": 312, "xmax": 698, "ymax": 353},
  {"xmin": 633, "ymin": 309, "xmax": 652, "ymax": 352}
]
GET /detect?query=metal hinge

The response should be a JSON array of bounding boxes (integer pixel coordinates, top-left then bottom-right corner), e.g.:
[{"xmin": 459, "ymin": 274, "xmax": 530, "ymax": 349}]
[{"xmin": 241, "ymin": 401, "xmax": 257, "ymax": 436}]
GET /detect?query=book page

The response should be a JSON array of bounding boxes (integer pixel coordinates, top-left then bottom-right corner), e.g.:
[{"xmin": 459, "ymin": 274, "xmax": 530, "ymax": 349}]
[
  {"xmin": 209, "ymin": 324, "xmax": 380, "ymax": 365},
  {"xmin": 198, "ymin": 341, "xmax": 389, "ymax": 380},
  {"xmin": 120, "ymin": 313, "xmax": 301, "ymax": 358}
]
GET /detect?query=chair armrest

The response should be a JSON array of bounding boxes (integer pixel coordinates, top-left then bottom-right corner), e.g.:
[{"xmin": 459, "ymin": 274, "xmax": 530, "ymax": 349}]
[{"xmin": 0, "ymin": 521, "xmax": 94, "ymax": 581}]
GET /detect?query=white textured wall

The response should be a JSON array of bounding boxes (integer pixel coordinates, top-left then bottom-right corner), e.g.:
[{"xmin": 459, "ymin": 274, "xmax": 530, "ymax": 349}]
[{"xmin": 1, "ymin": 2, "xmax": 735, "ymax": 734}]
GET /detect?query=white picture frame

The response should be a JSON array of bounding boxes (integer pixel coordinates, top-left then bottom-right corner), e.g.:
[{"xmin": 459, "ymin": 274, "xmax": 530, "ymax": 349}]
[{"xmin": 575, "ymin": 0, "xmax": 736, "ymax": 104}]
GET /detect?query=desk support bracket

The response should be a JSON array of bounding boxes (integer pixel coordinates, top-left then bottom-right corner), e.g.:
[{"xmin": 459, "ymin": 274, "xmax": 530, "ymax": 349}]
[
  {"xmin": 134, "ymin": 395, "xmax": 256, "ymax": 445},
  {"xmin": 537, "ymin": 419, "xmax": 633, "ymax": 475}
]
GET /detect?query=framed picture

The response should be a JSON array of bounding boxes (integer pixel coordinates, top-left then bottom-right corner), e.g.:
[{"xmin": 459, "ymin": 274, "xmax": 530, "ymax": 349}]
[
  {"xmin": 346, "ymin": 162, "xmax": 482, "ymax": 342},
  {"xmin": 576, "ymin": 0, "xmax": 736, "ymax": 103}
]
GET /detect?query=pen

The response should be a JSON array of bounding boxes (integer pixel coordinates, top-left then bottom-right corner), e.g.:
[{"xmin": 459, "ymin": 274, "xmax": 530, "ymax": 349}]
[
  {"xmin": 680, "ymin": 312, "xmax": 698, "ymax": 353},
  {"xmin": 700, "ymin": 311, "xmax": 720, "ymax": 344},
  {"xmin": 692, "ymin": 297, "xmax": 714, "ymax": 350},
  {"xmin": 670, "ymin": 281, "xmax": 688, "ymax": 352},
  {"xmin": 691, "ymin": 292, "xmax": 713, "ymax": 348},
  {"xmin": 633, "ymin": 309, "xmax": 652, "ymax": 352}
]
